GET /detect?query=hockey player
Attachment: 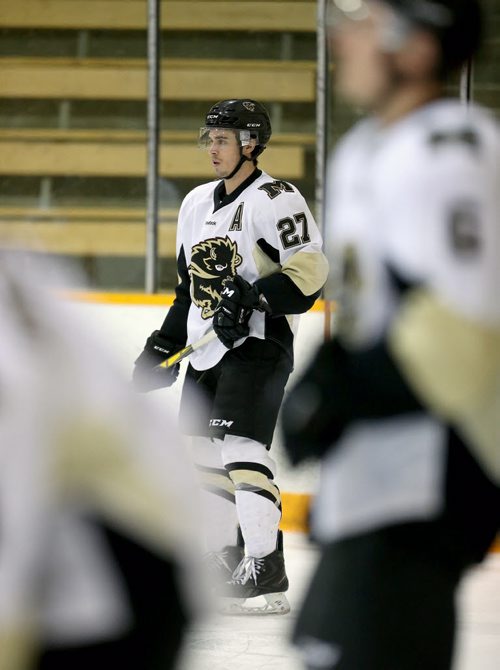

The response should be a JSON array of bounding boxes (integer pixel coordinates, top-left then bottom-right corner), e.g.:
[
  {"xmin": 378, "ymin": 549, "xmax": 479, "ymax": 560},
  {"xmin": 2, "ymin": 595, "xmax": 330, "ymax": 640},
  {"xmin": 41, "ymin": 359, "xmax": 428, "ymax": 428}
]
[
  {"xmin": 134, "ymin": 99, "xmax": 329, "ymax": 613},
  {"xmin": 0, "ymin": 257, "xmax": 201, "ymax": 670},
  {"xmin": 282, "ymin": 0, "xmax": 500, "ymax": 667}
]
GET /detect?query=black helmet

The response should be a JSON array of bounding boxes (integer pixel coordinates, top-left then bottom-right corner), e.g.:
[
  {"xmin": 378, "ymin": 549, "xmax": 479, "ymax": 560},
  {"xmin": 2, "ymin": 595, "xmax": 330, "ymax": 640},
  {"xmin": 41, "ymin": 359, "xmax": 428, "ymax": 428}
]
[
  {"xmin": 328, "ymin": 0, "xmax": 482, "ymax": 75},
  {"xmin": 200, "ymin": 99, "xmax": 272, "ymax": 159},
  {"xmin": 382, "ymin": 0, "xmax": 482, "ymax": 73}
]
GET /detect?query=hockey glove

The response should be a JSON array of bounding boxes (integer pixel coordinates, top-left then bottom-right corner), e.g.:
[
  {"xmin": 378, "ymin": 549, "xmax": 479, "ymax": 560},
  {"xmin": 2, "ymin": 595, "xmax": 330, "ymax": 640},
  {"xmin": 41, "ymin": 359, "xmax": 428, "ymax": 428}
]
[
  {"xmin": 132, "ymin": 330, "xmax": 183, "ymax": 392},
  {"xmin": 281, "ymin": 337, "xmax": 424, "ymax": 465},
  {"xmin": 281, "ymin": 339, "xmax": 349, "ymax": 465},
  {"xmin": 213, "ymin": 275, "xmax": 265, "ymax": 349}
]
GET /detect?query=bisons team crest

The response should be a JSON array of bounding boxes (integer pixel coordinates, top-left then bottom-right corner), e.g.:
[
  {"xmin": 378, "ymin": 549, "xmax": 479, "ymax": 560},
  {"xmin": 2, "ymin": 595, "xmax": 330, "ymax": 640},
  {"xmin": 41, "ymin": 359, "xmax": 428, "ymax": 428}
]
[{"xmin": 189, "ymin": 236, "xmax": 243, "ymax": 319}]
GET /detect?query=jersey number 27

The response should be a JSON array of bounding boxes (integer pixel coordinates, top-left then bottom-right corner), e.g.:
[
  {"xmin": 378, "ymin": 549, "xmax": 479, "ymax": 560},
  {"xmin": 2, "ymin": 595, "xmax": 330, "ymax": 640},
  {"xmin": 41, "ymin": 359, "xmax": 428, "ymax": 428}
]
[{"xmin": 277, "ymin": 212, "xmax": 311, "ymax": 249}]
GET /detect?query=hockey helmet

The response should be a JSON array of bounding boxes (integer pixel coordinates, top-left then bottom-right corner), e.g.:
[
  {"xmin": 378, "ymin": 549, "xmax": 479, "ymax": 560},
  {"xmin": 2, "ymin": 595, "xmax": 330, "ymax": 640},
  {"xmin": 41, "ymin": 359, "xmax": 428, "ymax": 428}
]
[
  {"xmin": 328, "ymin": 0, "xmax": 482, "ymax": 74},
  {"xmin": 199, "ymin": 99, "xmax": 272, "ymax": 159},
  {"xmin": 384, "ymin": 0, "xmax": 482, "ymax": 71}
]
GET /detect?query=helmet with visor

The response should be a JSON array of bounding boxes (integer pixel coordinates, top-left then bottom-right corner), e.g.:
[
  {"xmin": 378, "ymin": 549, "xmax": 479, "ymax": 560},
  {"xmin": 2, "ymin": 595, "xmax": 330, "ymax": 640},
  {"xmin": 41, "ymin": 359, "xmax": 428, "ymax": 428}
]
[{"xmin": 199, "ymin": 99, "xmax": 272, "ymax": 160}]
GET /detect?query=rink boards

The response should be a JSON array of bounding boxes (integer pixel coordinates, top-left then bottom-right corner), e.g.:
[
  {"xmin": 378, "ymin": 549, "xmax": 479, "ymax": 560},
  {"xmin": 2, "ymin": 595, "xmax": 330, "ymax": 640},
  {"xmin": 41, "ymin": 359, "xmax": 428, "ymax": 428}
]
[{"xmin": 62, "ymin": 292, "xmax": 499, "ymax": 552}]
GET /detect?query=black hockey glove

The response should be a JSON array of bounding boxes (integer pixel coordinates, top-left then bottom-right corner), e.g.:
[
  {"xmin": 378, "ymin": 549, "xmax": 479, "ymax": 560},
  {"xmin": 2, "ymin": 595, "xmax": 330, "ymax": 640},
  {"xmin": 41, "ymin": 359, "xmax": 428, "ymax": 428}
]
[
  {"xmin": 132, "ymin": 330, "xmax": 183, "ymax": 392},
  {"xmin": 282, "ymin": 338, "xmax": 424, "ymax": 466},
  {"xmin": 213, "ymin": 275, "xmax": 265, "ymax": 349},
  {"xmin": 281, "ymin": 339, "xmax": 349, "ymax": 465}
]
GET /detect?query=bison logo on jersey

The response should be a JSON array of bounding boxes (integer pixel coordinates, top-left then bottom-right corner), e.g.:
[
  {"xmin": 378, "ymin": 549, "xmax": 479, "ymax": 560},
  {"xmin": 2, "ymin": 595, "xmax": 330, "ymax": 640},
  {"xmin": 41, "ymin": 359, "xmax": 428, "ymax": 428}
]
[{"xmin": 190, "ymin": 236, "xmax": 243, "ymax": 319}]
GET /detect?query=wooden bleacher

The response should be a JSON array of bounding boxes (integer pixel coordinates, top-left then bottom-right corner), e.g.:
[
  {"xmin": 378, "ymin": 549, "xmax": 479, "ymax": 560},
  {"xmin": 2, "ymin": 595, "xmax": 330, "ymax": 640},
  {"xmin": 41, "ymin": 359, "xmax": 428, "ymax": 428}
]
[
  {"xmin": 0, "ymin": 57, "xmax": 316, "ymax": 103},
  {"xmin": 0, "ymin": 130, "xmax": 306, "ymax": 179},
  {"xmin": 0, "ymin": 207, "xmax": 178, "ymax": 257},
  {"xmin": 0, "ymin": 124, "xmax": 314, "ymax": 258},
  {"xmin": 0, "ymin": 129, "xmax": 315, "ymax": 145},
  {"xmin": 0, "ymin": 1, "xmax": 318, "ymax": 275},
  {"xmin": 0, "ymin": 1, "xmax": 316, "ymax": 33}
]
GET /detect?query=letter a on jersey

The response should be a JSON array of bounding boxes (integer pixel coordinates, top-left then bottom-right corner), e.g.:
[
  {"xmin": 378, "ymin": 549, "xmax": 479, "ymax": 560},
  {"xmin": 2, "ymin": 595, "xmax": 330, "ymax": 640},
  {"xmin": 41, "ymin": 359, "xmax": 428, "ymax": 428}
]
[{"xmin": 229, "ymin": 202, "xmax": 244, "ymax": 232}]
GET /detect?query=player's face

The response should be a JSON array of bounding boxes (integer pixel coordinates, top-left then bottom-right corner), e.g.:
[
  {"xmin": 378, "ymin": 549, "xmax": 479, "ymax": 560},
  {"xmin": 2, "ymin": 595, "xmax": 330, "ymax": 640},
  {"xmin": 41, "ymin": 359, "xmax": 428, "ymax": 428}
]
[
  {"xmin": 206, "ymin": 129, "xmax": 242, "ymax": 178},
  {"xmin": 328, "ymin": 1, "xmax": 403, "ymax": 108}
]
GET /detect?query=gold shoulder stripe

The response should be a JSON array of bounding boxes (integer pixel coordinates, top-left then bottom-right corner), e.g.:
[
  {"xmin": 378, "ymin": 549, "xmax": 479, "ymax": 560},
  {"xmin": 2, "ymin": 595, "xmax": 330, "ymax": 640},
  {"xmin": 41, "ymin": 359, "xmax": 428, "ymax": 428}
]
[
  {"xmin": 390, "ymin": 289, "xmax": 500, "ymax": 482},
  {"xmin": 281, "ymin": 250, "xmax": 329, "ymax": 297}
]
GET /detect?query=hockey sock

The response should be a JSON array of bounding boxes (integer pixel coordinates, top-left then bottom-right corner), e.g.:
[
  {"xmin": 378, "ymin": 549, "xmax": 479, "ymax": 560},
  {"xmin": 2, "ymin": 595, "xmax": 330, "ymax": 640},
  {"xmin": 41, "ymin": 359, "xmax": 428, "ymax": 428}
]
[
  {"xmin": 191, "ymin": 436, "xmax": 239, "ymax": 552},
  {"xmin": 219, "ymin": 435, "xmax": 282, "ymax": 558}
]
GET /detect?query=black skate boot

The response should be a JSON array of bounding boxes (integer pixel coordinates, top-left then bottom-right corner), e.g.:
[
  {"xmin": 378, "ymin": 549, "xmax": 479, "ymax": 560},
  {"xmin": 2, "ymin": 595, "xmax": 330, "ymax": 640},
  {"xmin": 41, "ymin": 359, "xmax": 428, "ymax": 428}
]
[
  {"xmin": 219, "ymin": 531, "xmax": 290, "ymax": 615},
  {"xmin": 203, "ymin": 529, "xmax": 245, "ymax": 593}
]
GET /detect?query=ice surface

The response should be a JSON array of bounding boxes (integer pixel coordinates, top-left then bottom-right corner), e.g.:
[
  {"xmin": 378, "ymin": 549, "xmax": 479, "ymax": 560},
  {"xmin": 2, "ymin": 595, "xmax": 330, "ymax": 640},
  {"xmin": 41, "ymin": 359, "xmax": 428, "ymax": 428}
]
[{"xmin": 179, "ymin": 535, "xmax": 500, "ymax": 670}]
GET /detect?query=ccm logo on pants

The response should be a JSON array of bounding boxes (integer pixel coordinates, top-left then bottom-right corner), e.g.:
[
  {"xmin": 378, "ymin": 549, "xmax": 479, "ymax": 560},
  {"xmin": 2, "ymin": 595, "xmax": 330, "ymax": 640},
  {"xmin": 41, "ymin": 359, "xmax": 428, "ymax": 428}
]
[{"xmin": 209, "ymin": 419, "xmax": 234, "ymax": 428}]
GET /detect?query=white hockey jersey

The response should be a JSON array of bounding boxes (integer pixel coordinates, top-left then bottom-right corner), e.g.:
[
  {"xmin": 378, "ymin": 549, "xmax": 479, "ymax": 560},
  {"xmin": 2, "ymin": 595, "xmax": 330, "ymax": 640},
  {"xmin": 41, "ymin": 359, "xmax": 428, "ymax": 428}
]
[
  {"xmin": 163, "ymin": 169, "xmax": 329, "ymax": 370},
  {"xmin": 0, "ymin": 258, "xmax": 201, "ymax": 668},
  {"xmin": 314, "ymin": 99, "xmax": 500, "ymax": 542}
]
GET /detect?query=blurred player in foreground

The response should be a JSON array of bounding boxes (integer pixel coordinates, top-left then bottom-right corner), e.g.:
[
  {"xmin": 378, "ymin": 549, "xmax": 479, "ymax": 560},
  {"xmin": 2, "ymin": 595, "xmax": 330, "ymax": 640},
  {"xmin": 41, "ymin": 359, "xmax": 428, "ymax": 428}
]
[
  {"xmin": 134, "ymin": 99, "xmax": 329, "ymax": 614},
  {"xmin": 282, "ymin": 0, "xmax": 500, "ymax": 667},
  {"xmin": 0, "ymin": 256, "xmax": 201, "ymax": 670}
]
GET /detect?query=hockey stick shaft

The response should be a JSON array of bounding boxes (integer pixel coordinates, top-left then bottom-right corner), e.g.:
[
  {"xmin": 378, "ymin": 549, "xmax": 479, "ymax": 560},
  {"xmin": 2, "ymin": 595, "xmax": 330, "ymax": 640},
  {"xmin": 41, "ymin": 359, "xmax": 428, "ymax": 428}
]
[{"xmin": 157, "ymin": 329, "xmax": 218, "ymax": 369}]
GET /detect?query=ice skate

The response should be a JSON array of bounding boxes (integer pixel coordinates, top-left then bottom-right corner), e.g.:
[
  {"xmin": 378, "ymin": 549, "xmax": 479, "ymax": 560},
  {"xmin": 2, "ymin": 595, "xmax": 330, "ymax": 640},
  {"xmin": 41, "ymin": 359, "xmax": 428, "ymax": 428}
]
[
  {"xmin": 219, "ymin": 531, "xmax": 290, "ymax": 615},
  {"xmin": 203, "ymin": 544, "xmax": 245, "ymax": 592}
]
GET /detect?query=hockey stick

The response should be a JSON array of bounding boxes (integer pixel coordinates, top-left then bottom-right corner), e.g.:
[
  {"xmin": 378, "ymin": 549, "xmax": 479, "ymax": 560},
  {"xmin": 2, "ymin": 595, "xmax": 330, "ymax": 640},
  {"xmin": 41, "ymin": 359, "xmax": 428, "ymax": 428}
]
[{"xmin": 157, "ymin": 329, "xmax": 218, "ymax": 369}]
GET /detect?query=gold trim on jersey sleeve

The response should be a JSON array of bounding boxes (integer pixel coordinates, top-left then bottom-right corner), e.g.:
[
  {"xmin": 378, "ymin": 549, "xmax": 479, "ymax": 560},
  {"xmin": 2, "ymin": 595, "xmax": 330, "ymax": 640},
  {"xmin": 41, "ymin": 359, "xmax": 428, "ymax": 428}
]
[
  {"xmin": 0, "ymin": 629, "xmax": 37, "ymax": 670},
  {"xmin": 389, "ymin": 289, "xmax": 500, "ymax": 482},
  {"xmin": 281, "ymin": 249, "xmax": 329, "ymax": 296},
  {"xmin": 252, "ymin": 243, "xmax": 282, "ymax": 279}
]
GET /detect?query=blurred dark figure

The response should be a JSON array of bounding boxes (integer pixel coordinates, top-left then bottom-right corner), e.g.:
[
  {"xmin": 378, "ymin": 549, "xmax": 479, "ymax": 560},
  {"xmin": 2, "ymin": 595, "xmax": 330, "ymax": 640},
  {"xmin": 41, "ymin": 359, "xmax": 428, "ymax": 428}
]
[
  {"xmin": 0, "ymin": 255, "xmax": 201, "ymax": 670},
  {"xmin": 282, "ymin": 1, "xmax": 500, "ymax": 668}
]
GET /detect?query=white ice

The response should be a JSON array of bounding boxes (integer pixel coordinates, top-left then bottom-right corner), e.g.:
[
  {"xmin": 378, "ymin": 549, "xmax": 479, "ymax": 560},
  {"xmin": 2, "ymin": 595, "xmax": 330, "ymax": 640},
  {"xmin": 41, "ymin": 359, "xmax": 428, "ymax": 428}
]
[
  {"xmin": 66, "ymin": 300, "xmax": 500, "ymax": 670},
  {"xmin": 179, "ymin": 533, "xmax": 500, "ymax": 670}
]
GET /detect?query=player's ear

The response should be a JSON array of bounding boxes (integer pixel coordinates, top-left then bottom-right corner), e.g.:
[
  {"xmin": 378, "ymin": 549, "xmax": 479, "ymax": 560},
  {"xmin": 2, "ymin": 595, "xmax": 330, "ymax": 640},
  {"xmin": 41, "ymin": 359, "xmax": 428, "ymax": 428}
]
[
  {"xmin": 394, "ymin": 30, "xmax": 441, "ymax": 80},
  {"xmin": 242, "ymin": 139, "xmax": 256, "ymax": 159}
]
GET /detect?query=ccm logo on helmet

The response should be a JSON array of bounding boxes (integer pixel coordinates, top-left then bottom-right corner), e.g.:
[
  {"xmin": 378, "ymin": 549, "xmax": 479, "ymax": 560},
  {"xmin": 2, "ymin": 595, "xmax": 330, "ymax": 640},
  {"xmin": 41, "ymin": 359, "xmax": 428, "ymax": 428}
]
[{"xmin": 209, "ymin": 419, "xmax": 234, "ymax": 428}]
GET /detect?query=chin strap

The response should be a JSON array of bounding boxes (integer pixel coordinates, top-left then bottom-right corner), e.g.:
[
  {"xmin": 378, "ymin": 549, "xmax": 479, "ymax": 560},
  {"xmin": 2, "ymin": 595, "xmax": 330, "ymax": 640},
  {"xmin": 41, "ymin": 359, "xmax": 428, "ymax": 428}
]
[{"xmin": 225, "ymin": 154, "xmax": 252, "ymax": 180}]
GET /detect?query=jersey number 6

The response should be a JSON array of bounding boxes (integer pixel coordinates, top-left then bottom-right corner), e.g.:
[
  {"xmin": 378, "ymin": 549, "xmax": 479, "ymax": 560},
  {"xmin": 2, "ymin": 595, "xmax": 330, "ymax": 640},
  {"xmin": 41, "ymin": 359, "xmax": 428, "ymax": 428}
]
[{"xmin": 277, "ymin": 212, "xmax": 311, "ymax": 249}]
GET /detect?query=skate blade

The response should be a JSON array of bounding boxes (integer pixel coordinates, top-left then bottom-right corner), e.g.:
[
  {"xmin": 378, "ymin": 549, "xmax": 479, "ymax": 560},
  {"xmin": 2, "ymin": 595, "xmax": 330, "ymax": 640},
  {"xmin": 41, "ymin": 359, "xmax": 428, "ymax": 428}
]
[{"xmin": 219, "ymin": 592, "xmax": 290, "ymax": 616}]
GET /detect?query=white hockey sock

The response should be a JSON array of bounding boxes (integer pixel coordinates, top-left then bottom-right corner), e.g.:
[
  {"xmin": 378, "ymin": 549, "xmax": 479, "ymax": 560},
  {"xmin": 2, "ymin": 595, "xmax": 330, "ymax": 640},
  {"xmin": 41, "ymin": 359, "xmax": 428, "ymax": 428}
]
[
  {"xmin": 190, "ymin": 436, "xmax": 239, "ymax": 552},
  {"xmin": 219, "ymin": 435, "xmax": 282, "ymax": 559},
  {"xmin": 235, "ymin": 490, "xmax": 281, "ymax": 558}
]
